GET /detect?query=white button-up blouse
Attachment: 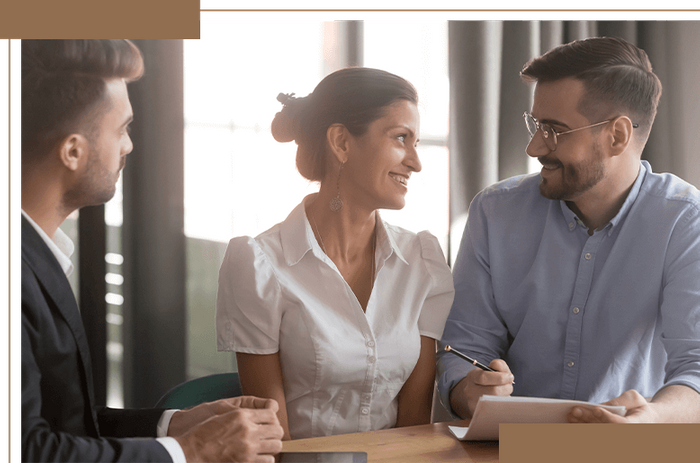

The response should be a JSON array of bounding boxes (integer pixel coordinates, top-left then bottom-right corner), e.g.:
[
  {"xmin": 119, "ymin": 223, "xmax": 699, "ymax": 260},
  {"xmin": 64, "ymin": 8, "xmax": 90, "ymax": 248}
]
[{"xmin": 216, "ymin": 195, "xmax": 455, "ymax": 439}]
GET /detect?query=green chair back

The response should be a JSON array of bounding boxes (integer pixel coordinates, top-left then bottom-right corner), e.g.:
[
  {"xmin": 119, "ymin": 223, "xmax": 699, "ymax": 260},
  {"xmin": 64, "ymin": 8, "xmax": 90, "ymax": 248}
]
[{"xmin": 155, "ymin": 372, "xmax": 242, "ymax": 409}]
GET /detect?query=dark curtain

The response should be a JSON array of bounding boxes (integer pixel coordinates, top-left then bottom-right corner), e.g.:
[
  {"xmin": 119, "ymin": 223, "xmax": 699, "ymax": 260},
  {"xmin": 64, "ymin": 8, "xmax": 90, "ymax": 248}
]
[{"xmin": 122, "ymin": 40, "xmax": 187, "ymax": 408}]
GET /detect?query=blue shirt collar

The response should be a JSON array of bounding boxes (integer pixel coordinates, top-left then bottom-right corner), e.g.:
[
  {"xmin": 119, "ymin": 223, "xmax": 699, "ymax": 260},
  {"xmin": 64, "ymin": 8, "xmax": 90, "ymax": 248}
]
[{"xmin": 561, "ymin": 160, "xmax": 650, "ymax": 236}]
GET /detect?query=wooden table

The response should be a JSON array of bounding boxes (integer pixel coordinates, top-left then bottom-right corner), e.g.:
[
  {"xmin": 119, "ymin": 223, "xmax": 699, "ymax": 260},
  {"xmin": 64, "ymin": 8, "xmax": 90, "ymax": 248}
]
[{"xmin": 281, "ymin": 420, "xmax": 499, "ymax": 462}]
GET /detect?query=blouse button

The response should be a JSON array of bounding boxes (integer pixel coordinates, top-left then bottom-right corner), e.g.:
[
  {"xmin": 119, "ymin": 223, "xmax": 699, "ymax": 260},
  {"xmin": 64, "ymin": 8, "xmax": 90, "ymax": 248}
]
[
  {"xmin": 367, "ymin": 340, "xmax": 375, "ymax": 347},
  {"xmin": 361, "ymin": 408, "xmax": 370, "ymax": 415},
  {"xmin": 368, "ymin": 356, "xmax": 376, "ymax": 364}
]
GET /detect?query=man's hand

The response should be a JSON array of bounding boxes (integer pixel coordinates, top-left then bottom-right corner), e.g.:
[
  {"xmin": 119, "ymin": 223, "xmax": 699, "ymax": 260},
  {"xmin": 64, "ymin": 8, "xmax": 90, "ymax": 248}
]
[
  {"xmin": 568, "ymin": 385, "xmax": 700, "ymax": 424},
  {"xmin": 173, "ymin": 396, "xmax": 284, "ymax": 462},
  {"xmin": 168, "ymin": 396, "xmax": 277, "ymax": 437},
  {"xmin": 568, "ymin": 389, "xmax": 654, "ymax": 423},
  {"xmin": 449, "ymin": 359, "xmax": 514, "ymax": 419}
]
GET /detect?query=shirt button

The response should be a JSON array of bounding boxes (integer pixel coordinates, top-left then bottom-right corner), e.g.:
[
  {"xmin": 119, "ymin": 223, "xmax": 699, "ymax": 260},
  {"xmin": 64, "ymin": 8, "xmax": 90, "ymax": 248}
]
[
  {"xmin": 568, "ymin": 361, "xmax": 575, "ymax": 367},
  {"xmin": 569, "ymin": 222, "xmax": 575, "ymax": 229},
  {"xmin": 572, "ymin": 307, "xmax": 580, "ymax": 314},
  {"xmin": 361, "ymin": 408, "xmax": 370, "ymax": 415},
  {"xmin": 367, "ymin": 341, "xmax": 375, "ymax": 347},
  {"xmin": 584, "ymin": 253, "xmax": 592, "ymax": 260},
  {"xmin": 368, "ymin": 356, "xmax": 376, "ymax": 364}
]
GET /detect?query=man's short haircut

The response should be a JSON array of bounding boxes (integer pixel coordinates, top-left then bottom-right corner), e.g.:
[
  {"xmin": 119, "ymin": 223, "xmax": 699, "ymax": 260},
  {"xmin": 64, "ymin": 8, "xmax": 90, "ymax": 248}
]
[
  {"xmin": 22, "ymin": 40, "xmax": 144, "ymax": 163},
  {"xmin": 520, "ymin": 36, "xmax": 662, "ymax": 141}
]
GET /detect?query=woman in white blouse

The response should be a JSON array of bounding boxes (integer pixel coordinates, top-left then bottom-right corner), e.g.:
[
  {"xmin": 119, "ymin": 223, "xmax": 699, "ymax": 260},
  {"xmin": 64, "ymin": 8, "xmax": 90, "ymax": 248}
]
[{"xmin": 216, "ymin": 67, "xmax": 455, "ymax": 440}]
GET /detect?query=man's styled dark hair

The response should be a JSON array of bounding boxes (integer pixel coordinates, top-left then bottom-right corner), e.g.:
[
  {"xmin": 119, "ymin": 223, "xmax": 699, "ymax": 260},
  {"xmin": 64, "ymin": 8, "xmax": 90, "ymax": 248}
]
[
  {"xmin": 521, "ymin": 36, "xmax": 662, "ymax": 141},
  {"xmin": 22, "ymin": 40, "xmax": 144, "ymax": 163}
]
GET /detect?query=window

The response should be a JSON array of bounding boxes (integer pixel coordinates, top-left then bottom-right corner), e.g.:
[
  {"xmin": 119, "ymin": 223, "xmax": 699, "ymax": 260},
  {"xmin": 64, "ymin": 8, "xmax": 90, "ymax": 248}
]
[
  {"xmin": 183, "ymin": 17, "xmax": 450, "ymax": 378},
  {"xmin": 363, "ymin": 20, "xmax": 449, "ymax": 253}
]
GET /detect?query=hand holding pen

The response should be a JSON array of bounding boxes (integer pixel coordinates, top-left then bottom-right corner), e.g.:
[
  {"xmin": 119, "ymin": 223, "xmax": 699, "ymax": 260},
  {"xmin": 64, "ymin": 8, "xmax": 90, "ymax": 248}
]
[
  {"xmin": 443, "ymin": 345, "xmax": 515, "ymax": 419},
  {"xmin": 444, "ymin": 345, "xmax": 514, "ymax": 385}
]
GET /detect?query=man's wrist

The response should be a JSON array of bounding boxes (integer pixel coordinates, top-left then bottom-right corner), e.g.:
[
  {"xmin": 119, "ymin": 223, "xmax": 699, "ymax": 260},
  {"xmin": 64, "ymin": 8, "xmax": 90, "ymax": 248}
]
[
  {"xmin": 158, "ymin": 409, "xmax": 179, "ymax": 437},
  {"xmin": 449, "ymin": 377, "xmax": 473, "ymax": 419},
  {"xmin": 157, "ymin": 436, "xmax": 187, "ymax": 463}
]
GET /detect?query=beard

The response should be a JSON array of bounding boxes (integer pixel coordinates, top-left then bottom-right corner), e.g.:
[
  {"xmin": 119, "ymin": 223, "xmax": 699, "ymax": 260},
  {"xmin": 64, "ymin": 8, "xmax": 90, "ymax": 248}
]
[
  {"xmin": 63, "ymin": 151, "xmax": 121, "ymax": 211},
  {"xmin": 538, "ymin": 144, "xmax": 606, "ymax": 201}
]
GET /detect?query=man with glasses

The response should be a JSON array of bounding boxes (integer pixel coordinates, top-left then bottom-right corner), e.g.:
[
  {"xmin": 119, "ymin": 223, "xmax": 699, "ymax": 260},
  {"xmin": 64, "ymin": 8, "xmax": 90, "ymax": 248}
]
[{"xmin": 437, "ymin": 36, "xmax": 700, "ymax": 423}]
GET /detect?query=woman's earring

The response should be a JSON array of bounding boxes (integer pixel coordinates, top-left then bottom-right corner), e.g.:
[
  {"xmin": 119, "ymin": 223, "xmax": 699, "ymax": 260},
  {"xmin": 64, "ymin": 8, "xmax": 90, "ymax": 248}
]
[{"xmin": 329, "ymin": 162, "xmax": 344, "ymax": 212}]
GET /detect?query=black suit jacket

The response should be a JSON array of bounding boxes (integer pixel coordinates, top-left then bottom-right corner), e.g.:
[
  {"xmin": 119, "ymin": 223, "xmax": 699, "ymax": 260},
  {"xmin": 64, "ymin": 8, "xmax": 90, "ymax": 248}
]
[{"xmin": 22, "ymin": 216, "xmax": 173, "ymax": 462}]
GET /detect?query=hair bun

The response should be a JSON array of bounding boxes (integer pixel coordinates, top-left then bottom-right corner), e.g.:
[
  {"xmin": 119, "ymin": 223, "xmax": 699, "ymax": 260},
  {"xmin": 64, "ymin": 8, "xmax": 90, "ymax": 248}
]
[{"xmin": 271, "ymin": 92, "xmax": 305, "ymax": 143}]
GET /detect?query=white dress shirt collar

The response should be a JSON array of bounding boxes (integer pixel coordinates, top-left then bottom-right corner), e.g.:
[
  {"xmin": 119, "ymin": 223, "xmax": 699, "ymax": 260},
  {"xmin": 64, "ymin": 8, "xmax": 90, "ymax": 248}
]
[{"xmin": 22, "ymin": 210, "xmax": 75, "ymax": 277}]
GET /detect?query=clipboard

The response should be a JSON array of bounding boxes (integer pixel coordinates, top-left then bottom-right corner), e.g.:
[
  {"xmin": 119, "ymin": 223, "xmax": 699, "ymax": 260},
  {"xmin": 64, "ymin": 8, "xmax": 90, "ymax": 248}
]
[{"xmin": 448, "ymin": 395, "xmax": 626, "ymax": 441}]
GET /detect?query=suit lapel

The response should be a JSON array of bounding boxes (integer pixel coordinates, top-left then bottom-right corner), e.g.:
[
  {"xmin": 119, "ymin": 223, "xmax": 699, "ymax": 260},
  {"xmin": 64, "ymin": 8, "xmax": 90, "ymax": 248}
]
[{"xmin": 21, "ymin": 216, "xmax": 99, "ymax": 433}]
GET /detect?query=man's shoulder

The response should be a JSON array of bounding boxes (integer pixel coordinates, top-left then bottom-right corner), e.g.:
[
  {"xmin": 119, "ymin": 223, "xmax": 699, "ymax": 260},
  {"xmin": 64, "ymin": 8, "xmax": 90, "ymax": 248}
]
[
  {"xmin": 641, "ymin": 168, "xmax": 700, "ymax": 212},
  {"xmin": 480, "ymin": 173, "xmax": 542, "ymax": 197},
  {"xmin": 473, "ymin": 173, "xmax": 548, "ymax": 214},
  {"xmin": 640, "ymin": 172, "xmax": 700, "ymax": 220}
]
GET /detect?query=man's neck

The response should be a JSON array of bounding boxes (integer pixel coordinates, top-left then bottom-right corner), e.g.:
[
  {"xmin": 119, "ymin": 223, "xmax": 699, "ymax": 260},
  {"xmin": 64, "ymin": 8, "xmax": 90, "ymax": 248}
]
[
  {"xmin": 21, "ymin": 176, "xmax": 71, "ymax": 239},
  {"xmin": 567, "ymin": 161, "xmax": 640, "ymax": 235}
]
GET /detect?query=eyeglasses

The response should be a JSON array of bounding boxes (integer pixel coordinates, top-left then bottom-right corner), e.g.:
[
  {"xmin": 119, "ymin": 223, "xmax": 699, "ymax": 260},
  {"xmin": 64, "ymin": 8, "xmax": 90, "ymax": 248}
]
[{"xmin": 523, "ymin": 112, "xmax": 638, "ymax": 152}]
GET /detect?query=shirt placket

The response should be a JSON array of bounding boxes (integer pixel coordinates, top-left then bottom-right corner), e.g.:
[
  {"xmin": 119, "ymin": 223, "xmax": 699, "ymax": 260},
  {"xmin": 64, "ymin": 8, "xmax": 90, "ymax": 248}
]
[
  {"xmin": 561, "ymin": 227, "xmax": 605, "ymax": 399},
  {"xmin": 359, "ymin": 331, "xmax": 377, "ymax": 432}
]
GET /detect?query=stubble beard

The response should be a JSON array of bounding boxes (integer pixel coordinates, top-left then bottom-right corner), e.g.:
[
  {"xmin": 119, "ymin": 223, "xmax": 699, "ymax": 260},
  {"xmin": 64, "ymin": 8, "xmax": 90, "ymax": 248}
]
[
  {"xmin": 62, "ymin": 151, "xmax": 120, "ymax": 212},
  {"xmin": 538, "ymin": 145, "xmax": 606, "ymax": 201}
]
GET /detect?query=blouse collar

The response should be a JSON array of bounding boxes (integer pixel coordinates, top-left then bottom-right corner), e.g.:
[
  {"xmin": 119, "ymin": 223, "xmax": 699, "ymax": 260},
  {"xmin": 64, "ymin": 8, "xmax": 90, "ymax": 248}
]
[{"xmin": 280, "ymin": 194, "xmax": 408, "ymax": 266}]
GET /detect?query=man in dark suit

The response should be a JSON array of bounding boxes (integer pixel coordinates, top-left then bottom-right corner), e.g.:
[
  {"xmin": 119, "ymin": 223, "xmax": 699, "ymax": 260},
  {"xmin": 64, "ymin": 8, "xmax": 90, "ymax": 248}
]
[{"xmin": 21, "ymin": 39, "xmax": 284, "ymax": 463}]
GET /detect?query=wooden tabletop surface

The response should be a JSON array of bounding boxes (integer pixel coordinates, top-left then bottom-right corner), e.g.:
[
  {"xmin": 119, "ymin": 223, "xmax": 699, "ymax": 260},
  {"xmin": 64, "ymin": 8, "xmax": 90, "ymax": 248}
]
[{"xmin": 282, "ymin": 420, "xmax": 499, "ymax": 462}]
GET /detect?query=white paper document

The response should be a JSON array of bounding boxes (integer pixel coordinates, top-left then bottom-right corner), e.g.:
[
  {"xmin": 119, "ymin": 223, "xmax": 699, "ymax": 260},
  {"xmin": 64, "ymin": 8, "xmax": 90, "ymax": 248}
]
[{"xmin": 448, "ymin": 395, "xmax": 626, "ymax": 441}]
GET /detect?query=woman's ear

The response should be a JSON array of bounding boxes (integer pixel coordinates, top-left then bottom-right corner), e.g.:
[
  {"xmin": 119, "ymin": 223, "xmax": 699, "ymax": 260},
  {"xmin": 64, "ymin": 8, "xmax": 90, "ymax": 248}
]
[
  {"xmin": 608, "ymin": 116, "xmax": 634, "ymax": 157},
  {"xmin": 57, "ymin": 133, "xmax": 90, "ymax": 172},
  {"xmin": 326, "ymin": 124, "xmax": 350, "ymax": 165}
]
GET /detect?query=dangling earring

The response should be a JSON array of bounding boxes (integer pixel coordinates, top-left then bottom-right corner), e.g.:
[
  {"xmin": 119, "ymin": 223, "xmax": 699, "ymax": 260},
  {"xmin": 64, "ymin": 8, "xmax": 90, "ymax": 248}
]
[{"xmin": 329, "ymin": 162, "xmax": 344, "ymax": 212}]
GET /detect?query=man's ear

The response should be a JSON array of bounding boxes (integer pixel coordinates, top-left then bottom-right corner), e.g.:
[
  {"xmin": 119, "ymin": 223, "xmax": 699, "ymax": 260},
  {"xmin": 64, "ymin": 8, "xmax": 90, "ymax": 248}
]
[
  {"xmin": 57, "ymin": 133, "xmax": 89, "ymax": 172},
  {"xmin": 326, "ymin": 124, "xmax": 350, "ymax": 165},
  {"xmin": 608, "ymin": 116, "xmax": 634, "ymax": 157}
]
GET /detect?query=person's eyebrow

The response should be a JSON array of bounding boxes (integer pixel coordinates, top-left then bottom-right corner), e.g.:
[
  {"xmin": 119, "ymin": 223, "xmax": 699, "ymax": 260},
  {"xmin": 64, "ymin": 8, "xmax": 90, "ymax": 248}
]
[
  {"xmin": 539, "ymin": 117, "xmax": 571, "ymax": 130},
  {"xmin": 385, "ymin": 124, "xmax": 416, "ymax": 136},
  {"xmin": 121, "ymin": 115, "xmax": 134, "ymax": 128}
]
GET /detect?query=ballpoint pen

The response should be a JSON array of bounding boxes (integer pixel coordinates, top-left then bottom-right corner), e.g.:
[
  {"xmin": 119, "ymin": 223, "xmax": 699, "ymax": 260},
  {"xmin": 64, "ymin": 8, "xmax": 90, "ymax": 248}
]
[{"xmin": 444, "ymin": 345, "xmax": 514, "ymax": 384}]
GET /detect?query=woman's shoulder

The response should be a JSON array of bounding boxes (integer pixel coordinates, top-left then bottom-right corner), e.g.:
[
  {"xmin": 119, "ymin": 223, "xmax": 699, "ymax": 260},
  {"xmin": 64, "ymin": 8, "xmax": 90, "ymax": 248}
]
[
  {"xmin": 221, "ymin": 224, "xmax": 285, "ymax": 275},
  {"xmin": 226, "ymin": 222, "xmax": 283, "ymax": 254},
  {"xmin": 382, "ymin": 222, "xmax": 448, "ymax": 270}
]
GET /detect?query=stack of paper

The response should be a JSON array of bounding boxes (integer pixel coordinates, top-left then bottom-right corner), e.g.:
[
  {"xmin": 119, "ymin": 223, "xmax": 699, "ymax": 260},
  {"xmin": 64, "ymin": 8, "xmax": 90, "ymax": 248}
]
[{"xmin": 448, "ymin": 395, "xmax": 626, "ymax": 441}]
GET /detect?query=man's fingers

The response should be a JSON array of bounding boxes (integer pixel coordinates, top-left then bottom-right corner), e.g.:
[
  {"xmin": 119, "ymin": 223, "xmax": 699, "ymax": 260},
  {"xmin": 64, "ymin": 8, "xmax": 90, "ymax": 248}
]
[
  {"xmin": 253, "ymin": 456, "xmax": 276, "ymax": 463},
  {"xmin": 568, "ymin": 406, "xmax": 627, "ymax": 423},
  {"xmin": 605, "ymin": 389, "xmax": 647, "ymax": 409},
  {"xmin": 229, "ymin": 407, "xmax": 281, "ymax": 426},
  {"xmin": 472, "ymin": 369, "xmax": 514, "ymax": 387},
  {"xmin": 257, "ymin": 437, "xmax": 284, "ymax": 455},
  {"xmin": 231, "ymin": 396, "xmax": 280, "ymax": 412},
  {"xmin": 256, "ymin": 422, "xmax": 285, "ymax": 441},
  {"xmin": 178, "ymin": 406, "xmax": 284, "ymax": 463},
  {"xmin": 489, "ymin": 359, "xmax": 512, "ymax": 374},
  {"xmin": 259, "ymin": 397, "xmax": 280, "ymax": 412}
]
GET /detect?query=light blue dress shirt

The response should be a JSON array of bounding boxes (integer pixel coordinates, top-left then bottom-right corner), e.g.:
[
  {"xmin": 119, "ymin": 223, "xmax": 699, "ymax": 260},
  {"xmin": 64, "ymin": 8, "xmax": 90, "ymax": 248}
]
[{"xmin": 437, "ymin": 161, "xmax": 700, "ymax": 414}]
